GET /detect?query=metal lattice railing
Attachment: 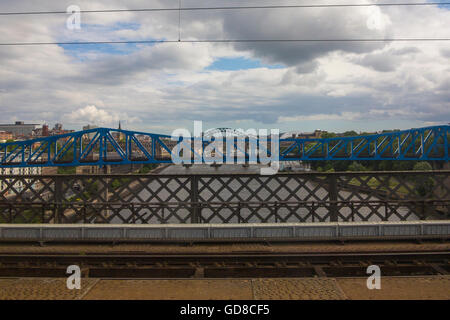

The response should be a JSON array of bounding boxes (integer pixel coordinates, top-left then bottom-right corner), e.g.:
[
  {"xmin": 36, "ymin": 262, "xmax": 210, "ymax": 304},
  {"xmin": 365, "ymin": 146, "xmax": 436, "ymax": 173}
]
[{"xmin": 0, "ymin": 171, "xmax": 449, "ymax": 224}]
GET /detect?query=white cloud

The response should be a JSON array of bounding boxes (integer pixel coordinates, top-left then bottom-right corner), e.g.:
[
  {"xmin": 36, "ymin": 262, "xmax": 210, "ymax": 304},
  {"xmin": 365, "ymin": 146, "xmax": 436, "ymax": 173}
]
[
  {"xmin": 278, "ymin": 112, "xmax": 362, "ymax": 122},
  {"xmin": 67, "ymin": 105, "xmax": 140, "ymax": 126},
  {"xmin": 0, "ymin": 0, "xmax": 449, "ymax": 133}
]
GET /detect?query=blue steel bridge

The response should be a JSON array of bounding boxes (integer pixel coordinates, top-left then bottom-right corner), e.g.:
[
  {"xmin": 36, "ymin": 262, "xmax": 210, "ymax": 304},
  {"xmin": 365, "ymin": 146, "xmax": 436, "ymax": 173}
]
[{"xmin": 0, "ymin": 125, "xmax": 449, "ymax": 168}]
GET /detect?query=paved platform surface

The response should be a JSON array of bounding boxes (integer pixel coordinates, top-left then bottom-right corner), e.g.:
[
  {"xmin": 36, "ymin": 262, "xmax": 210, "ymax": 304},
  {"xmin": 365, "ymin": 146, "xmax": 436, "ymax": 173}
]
[
  {"xmin": 0, "ymin": 276, "xmax": 448, "ymax": 300},
  {"xmin": 337, "ymin": 276, "xmax": 450, "ymax": 300}
]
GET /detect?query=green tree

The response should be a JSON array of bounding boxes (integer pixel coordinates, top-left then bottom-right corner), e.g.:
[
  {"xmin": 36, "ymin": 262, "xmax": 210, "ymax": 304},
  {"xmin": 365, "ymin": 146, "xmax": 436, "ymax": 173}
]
[
  {"xmin": 321, "ymin": 132, "xmax": 337, "ymax": 139},
  {"xmin": 138, "ymin": 163, "xmax": 158, "ymax": 174},
  {"xmin": 342, "ymin": 130, "xmax": 358, "ymax": 137},
  {"xmin": 5, "ymin": 139, "xmax": 15, "ymax": 152},
  {"xmin": 412, "ymin": 162, "xmax": 434, "ymax": 197},
  {"xmin": 413, "ymin": 161, "xmax": 432, "ymax": 171},
  {"xmin": 57, "ymin": 166, "xmax": 76, "ymax": 174},
  {"xmin": 348, "ymin": 161, "xmax": 367, "ymax": 172}
]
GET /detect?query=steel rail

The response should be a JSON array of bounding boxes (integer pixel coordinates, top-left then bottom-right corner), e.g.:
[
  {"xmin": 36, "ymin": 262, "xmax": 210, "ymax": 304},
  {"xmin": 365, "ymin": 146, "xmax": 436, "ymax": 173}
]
[
  {"xmin": 1, "ymin": 251, "xmax": 447, "ymax": 277},
  {"xmin": 0, "ymin": 251, "xmax": 447, "ymax": 261}
]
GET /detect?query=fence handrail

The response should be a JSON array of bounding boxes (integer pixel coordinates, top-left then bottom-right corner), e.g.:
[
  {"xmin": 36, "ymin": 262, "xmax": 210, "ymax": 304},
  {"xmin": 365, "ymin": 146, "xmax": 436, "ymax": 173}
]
[
  {"xmin": 0, "ymin": 169, "xmax": 450, "ymax": 179},
  {"xmin": 1, "ymin": 199, "xmax": 449, "ymax": 206}
]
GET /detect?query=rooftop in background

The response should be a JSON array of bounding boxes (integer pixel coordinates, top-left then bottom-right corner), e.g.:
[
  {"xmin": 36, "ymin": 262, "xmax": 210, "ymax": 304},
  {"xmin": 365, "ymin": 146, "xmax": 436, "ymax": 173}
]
[
  {"xmin": 281, "ymin": 130, "xmax": 325, "ymax": 139},
  {"xmin": 0, "ymin": 121, "xmax": 40, "ymax": 126},
  {"xmin": 0, "ymin": 121, "xmax": 40, "ymax": 138}
]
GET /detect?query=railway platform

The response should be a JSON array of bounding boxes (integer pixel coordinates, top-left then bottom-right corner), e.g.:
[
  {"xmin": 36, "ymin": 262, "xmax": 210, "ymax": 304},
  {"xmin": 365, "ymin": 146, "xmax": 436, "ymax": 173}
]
[{"xmin": 0, "ymin": 276, "xmax": 449, "ymax": 300}]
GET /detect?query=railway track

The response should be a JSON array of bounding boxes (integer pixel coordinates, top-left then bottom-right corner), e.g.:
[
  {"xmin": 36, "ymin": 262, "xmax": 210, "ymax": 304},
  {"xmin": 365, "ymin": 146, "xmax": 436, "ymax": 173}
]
[{"xmin": 0, "ymin": 251, "xmax": 448, "ymax": 278}]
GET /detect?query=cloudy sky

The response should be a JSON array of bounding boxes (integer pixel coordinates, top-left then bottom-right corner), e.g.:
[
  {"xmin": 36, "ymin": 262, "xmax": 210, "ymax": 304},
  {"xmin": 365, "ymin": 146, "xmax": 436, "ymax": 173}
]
[{"xmin": 0, "ymin": 0, "xmax": 449, "ymax": 134}]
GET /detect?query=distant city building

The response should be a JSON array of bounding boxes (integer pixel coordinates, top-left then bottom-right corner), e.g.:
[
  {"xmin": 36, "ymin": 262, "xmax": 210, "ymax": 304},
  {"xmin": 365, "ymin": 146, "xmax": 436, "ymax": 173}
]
[
  {"xmin": 49, "ymin": 123, "xmax": 74, "ymax": 136},
  {"xmin": 32, "ymin": 124, "xmax": 73, "ymax": 139},
  {"xmin": 280, "ymin": 161, "xmax": 311, "ymax": 172},
  {"xmin": 0, "ymin": 131, "xmax": 13, "ymax": 142},
  {"xmin": 116, "ymin": 121, "xmax": 125, "ymax": 141},
  {"xmin": 42, "ymin": 124, "xmax": 49, "ymax": 136},
  {"xmin": 281, "ymin": 130, "xmax": 325, "ymax": 139},
  {"xmin": 83, "ymin": 124, "xmax": 99, "ymax": 139},
  {"xmin": 32, "ymin": 127, "xmax": 42, "ymax": 137},
  {"xmin": 0, "ymin": 121, "xmax": 39, "ymax": 138}
]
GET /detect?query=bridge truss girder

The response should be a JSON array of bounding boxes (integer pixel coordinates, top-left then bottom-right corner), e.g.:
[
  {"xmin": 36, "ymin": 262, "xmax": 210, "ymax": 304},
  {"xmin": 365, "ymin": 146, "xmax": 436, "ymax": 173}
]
[{"xmin": 0, "ymin": 125, "xmax": 448, "ymax": 168}]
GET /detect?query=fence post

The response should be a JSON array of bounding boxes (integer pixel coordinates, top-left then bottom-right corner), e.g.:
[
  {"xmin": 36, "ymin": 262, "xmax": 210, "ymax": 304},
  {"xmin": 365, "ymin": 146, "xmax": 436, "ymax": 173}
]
[
  {"xmin": 83, "ymin": 205, "xmax": 87, "ymax": 224},
  {"xmin": 237, "ymin": 201, "xmax": 242, "ymax": 223},
  {"xmin": 162, "ymin": 206, "xmax": 165, "ymax": 224},
  {"xmin": 102, "ymin": 165, "xmax": 110, "ymax": 219},
  {"xmin": 41, "ymin": 205, "xmax": 45, "ymax": 223},
  {"xmin": 128, "ymin": 203, "xmax": 133, "ymax": 223},
  {"xmin": 54, "ymin": 176, "xmax": 63, "ymax": 224},
  {"xmin": 421, "ymin": 200, "xmax": 426, "ymax": 220},
  {"xmin": 384, "ymin": 201, "xmax": 389, "ymax": 221},
  {"xmin": 274, "ymin": 201, "xmax": 279, "ymax": 223},
  {"xmin": 328, "ymin": 175, "xmax": 338, "ymax": 222},
  {"xmin": 190, "ymin": 175, "xmax": 199, "ymax": 223}
]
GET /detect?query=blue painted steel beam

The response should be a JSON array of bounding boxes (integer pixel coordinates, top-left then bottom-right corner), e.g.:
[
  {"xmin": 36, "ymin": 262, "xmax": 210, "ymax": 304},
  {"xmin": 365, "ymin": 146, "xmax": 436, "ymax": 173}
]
[{"xmin": 0, "ymin": 125, "xmax": 448, "ymax": 168}]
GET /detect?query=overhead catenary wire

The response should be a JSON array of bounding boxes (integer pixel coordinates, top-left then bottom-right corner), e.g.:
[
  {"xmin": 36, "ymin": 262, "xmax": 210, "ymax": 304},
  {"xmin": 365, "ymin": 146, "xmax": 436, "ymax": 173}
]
[
  {"xmin": 0, "ymin": 2, "xmax": 449, "ymax": 15},
  {"xmin": 1, "ymin": 2, "xmax": 449, "ymax": 46},
  {"xmin": 178, "ymin": 0, "xmax": 182, "ymax": 42},
  {"xmin": 1, "ymin": 38, "xmax": 450, "ymax": 46}
]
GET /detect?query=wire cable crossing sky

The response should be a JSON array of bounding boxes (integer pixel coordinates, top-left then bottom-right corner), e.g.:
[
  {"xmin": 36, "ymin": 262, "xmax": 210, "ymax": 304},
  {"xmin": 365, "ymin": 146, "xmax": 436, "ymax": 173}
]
[
  {"xmin": 1, "ymin": 38, "xmax": 450, "ymax": 46},
  {"xmin": 1, "ymin": 2, "xmax": 449, "ymax": 15}
]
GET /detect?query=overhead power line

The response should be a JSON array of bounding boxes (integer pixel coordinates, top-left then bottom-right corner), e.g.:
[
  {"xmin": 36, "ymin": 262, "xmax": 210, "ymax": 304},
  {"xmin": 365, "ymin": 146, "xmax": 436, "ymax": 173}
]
[
  {"xmin": 1, "ymin": 39, "xmax": 450, "ymax": 46},
  {"xmin": 0, "ymin": 2, "xmax": 449, "ymax": 16}
]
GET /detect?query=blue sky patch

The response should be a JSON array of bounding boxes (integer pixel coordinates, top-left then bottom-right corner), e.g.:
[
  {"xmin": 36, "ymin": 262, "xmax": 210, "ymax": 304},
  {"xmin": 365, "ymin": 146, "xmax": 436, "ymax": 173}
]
[
  {"xmin": 206, "ymin": 57, "xmax": 285, "ymax": 71},
  {"xmin": 59, "ymin": 22, "xmax": 148, "ymax": 60},
  {"xmin": 430, "ymin": 0, "xmax": 450, "ymax": 9},
  {"xmin": 60, "ymin": 42, "xmax": 151, "ymax": 61}
]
